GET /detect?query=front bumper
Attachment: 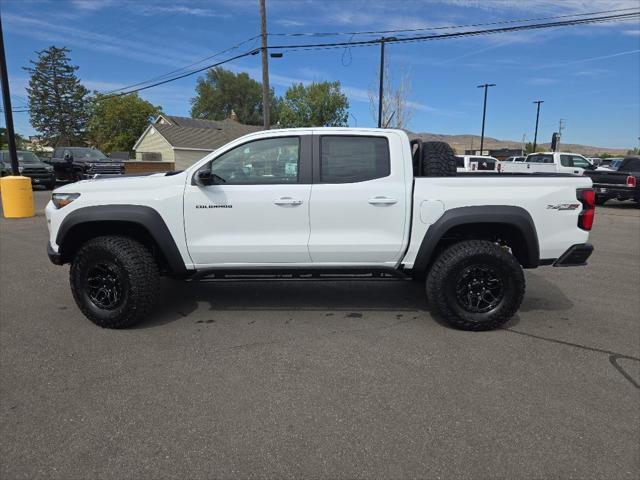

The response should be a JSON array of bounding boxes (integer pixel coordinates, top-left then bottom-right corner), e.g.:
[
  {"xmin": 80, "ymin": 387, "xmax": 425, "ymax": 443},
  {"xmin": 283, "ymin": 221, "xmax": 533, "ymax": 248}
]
[
  {"xmin": 24, "ymin": 172, "xmax": 56, "ymax": 185},
  {"xmin": 47, "ymin": 241, "xmax": 63, "ymax": 265},
  {"xmin": 553, "ymin": 243, "xmax": 594, "ymax": 267}
]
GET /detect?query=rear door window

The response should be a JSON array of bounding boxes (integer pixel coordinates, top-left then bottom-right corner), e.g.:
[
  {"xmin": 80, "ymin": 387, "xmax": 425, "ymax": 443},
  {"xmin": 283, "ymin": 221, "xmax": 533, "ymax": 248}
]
[
  {"xmin": 320, "ymin": 136, "xmax": 390, "ymax": 183},
  {"xmin": 455, "ymin": 157, "xmax": 465, "ymax": 168},
  {"xmin": 527, "ymin": 154, "xmax": 554, "ymax": 163}
]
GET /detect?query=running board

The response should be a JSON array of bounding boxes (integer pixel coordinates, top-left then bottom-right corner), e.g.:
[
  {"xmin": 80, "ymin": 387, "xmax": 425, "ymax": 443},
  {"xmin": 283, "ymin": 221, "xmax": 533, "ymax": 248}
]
[{"xmin": 188, "ymin": 266, "xmax": 408, "ymax": 282}]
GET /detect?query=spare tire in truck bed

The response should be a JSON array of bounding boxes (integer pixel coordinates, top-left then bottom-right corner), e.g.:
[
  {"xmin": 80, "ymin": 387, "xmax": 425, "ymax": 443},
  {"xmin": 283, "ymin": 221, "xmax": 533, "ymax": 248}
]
[{"xmin": 420, "ymin": 141, "xmax": 457, "ymax": 177}]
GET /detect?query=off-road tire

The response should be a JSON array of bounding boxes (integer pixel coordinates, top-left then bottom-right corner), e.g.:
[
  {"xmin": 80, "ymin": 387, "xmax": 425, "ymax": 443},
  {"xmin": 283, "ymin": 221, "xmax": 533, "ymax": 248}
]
[
  {"xmin": 70, "ymin": 235, "xmax": 159, "ymax": 328},
  {"xmin": 421, "ymin": 141, "xmax": 457, "ymax": 177},
  {"xmin": 426, "ymin": 240, "xmax": 525, "ymax": 331}
]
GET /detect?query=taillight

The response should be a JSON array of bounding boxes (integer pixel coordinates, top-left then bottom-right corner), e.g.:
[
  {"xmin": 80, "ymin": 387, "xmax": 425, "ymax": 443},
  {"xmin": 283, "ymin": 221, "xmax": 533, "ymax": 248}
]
[
  {"xmin": 577, "ymin": 188, "xmax": 595, "ymax": 231},
  {"xmin": 627, "ymin": 175, "xmax": 636, "ymax": 188}
]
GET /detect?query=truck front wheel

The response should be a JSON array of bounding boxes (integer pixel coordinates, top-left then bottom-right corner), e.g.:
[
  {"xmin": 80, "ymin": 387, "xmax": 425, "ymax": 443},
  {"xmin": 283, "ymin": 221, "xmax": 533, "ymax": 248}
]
[
  {"xmin": 70, "ymin": 235, "xmax": 159, "ymax": 328},
  {"xmin": 426, "ymin": 240, "xmax": 525, "ymax": 331}
]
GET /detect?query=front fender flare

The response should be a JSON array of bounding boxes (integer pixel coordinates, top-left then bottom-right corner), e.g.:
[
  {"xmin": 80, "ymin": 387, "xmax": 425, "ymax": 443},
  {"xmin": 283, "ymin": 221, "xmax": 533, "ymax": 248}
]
[{"xmin": 56, "ymin": 204, "xmax": 187, "ymax": 275}]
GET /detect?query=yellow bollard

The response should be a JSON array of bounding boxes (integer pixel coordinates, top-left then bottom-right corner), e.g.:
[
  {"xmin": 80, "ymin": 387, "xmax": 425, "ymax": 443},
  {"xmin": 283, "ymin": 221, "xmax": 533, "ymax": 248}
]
[{"xmin": 0, "ymin": 176, "xmax": 35, "ymax": 218}]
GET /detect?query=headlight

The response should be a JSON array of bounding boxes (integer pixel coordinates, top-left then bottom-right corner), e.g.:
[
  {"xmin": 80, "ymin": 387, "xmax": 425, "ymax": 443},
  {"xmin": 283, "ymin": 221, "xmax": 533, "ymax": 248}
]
[
  {"xmin": 45, "ymin": 165, "xmax": 54, "ymax": 172},
  {"xmin": 52, "ymin": 193, "xmax": 80, "ymax": 209}
]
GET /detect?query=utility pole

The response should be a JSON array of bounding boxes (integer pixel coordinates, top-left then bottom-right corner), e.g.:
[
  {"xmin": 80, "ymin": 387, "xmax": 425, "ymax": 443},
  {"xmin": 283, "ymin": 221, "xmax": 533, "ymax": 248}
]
[
  {"xmin": 377, "ymin": 36, "xmax": 397, "ymax": 128},
  {"xmin": 0, "ymin": 16, "xmax": 19, "ymax": 176},
  {"xmin": 477, "ymin": 83, "xmax": 496, "ymax": 155},
  {"xmin": 521, "ymin": 133, "xmax": 526, "ymax": 155},
  {"xmin": 532, "ymin": 100, "xmax": 544, "ymax": 152},
  {"xmin": 377, "ymin": 38, "xmax": 386, "ymax": 128},
  {"xmin": 259, "ymin": 0, "xmax": 270, "ymax": 130},
  {"xmin": 557, "ymin": 118, "xmax": 565, "ymax": 150}
]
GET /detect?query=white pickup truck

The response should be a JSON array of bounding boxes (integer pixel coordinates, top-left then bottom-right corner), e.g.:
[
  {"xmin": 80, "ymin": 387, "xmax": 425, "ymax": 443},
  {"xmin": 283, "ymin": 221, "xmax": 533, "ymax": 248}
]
[
  {"xmin": 46, "ymin": 128, "xmax": 595, "ymax": 331},
  {"xmin": 455, "ymin": 155, "xmax": 500, "ymax": 173},
  {"xmin": 501, "ymin": 152, "xmax": 593, "ymax": 175}
]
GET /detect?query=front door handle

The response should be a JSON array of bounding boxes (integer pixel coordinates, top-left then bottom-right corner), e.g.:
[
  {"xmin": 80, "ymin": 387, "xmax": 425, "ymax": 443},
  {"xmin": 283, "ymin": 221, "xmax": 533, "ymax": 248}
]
[
  {"xmin": 274, "ymin": 197, "xmax": 303, "ymax": 206},
  {"xmin": 368, "ymin": 196, "xmax": 397, "ymax": 205}
]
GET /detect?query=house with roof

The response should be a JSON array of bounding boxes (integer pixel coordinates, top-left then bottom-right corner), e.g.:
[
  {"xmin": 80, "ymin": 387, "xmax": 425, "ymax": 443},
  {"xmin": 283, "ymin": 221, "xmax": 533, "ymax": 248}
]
[{"xmin": 133, "ymin": 114, "xmax": 261, "ymax": 169}]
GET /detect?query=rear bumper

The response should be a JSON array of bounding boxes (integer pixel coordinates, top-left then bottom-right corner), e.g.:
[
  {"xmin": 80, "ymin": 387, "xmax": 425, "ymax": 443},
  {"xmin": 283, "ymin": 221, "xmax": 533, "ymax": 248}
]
[
  {"xmin": 47, "ymin": 241, "xmax": 63, "ymax": 265},
  {"xmin": 553, "ymin": 243, "xmax": 594, "ymax": 267},
  {"xmin": 594, "ymin": 184, "xmax": 638, "ymax": 201}
]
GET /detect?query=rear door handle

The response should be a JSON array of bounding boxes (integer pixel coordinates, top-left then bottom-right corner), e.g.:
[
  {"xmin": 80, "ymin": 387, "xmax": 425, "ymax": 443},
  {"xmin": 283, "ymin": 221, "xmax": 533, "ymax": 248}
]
[
  {"xmin": 274, "ymin": 197, "xmax": 303, "ymax": 206},
  {"xmin": 368, "ymin": 196, "xmax": 397, "ymax": 205}
]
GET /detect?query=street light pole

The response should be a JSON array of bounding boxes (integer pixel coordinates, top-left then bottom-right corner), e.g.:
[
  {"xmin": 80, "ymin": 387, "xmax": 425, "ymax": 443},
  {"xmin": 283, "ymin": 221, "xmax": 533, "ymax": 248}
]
[
  {"xmin": 532, "ymin": 100, "xmax": 544, "ymax": 152},
  {"xmin": 259, "ymin": 0, "xmax": 270, "ymax": 130},
  {"xmin": 0, "ymin": 16, "xmax": 19, "ymax": 176},
  {"xmin": 477, "ymin": 83, "xmax": 496, "ymax": 154}
]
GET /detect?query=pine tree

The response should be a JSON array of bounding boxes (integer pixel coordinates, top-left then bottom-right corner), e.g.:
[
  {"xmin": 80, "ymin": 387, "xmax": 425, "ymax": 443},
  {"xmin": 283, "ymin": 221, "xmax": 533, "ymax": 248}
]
[{"xmin": 24, "ymin": 46, "xmax": 89, "ymax": 146}]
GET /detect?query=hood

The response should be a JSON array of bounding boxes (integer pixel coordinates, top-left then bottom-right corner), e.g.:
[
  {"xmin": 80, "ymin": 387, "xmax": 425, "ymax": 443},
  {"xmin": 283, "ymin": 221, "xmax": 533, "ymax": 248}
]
[
  {"xmin": 53, "ymin": 171, "xmax": 184, "ymax": 194},
  {"xmin": 74, "ymin": 158, "xmax": 124, "ymax": 165}
]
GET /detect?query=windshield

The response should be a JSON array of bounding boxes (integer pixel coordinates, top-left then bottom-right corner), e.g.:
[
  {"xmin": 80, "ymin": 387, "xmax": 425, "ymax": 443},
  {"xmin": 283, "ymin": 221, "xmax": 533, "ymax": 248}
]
[
  {"xmin": 72, "ymin": 148, "xmax": 108, "ymax": 160},
  {"xmin": 1, "ymin": 151, "xmax": 41, "ymax": 163}
]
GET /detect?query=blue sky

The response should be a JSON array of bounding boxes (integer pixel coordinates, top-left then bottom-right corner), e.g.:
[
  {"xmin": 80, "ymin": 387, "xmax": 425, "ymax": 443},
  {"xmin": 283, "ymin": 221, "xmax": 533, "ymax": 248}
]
[{"xmin": 1, "ymin": 0, "xmax": 639, "ymax": 148}]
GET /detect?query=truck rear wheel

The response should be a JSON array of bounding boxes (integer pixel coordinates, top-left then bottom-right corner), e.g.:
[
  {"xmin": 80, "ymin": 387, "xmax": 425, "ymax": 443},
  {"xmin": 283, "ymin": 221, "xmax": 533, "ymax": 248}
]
[
  {"xmin": 426, "ymin": 240, "xmax": 525, "ymax": 331},
  {"xmin": 421, "ymin": 141, "xmax": 457, "ymax": 177},
  {"xmin": 70, "ymin": 235, "xmax": 159, "ymax": 328}
]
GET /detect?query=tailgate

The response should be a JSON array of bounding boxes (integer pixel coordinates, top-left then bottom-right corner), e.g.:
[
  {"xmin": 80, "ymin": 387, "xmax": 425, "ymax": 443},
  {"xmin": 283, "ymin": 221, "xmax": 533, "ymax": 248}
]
[{"xmin": 587, "ymin": 171, "xmax": 627, "ymax": 185}]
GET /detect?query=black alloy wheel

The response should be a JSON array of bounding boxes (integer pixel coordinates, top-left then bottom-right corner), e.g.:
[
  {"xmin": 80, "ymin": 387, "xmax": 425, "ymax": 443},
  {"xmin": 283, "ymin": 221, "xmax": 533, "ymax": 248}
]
[
  {"xmin": 455, "ymin": 264, "xmax": 505, "ymax": 314},
  {"xmin": 85, "ymin": 262, "xmax": 124, "ymax": 310}
]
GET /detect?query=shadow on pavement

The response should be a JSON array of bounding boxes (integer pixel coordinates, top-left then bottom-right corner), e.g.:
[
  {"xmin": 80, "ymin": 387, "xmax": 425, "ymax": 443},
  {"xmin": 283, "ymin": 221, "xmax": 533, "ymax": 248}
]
[{"xmin": 137, "ymin": 270, "xmax": 572, "ymax": 329}]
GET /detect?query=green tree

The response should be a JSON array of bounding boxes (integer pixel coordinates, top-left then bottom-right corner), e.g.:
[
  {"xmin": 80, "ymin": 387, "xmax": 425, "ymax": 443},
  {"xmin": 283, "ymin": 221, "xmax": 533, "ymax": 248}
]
[
  {"xmin": 0, "ymin": 128, "xmax": 25, "ymax": 149},
  {"xmin": 190, "ymin": 67, "xmax": 278, "ymax": 125},
  {"xmin": 88, "ymin": 93, "xmax": 161, "ymax": 153},
  {"xmin": 23, "ymin": 46, "xmax": 89, "ymax": 146},
  {"xmin": 278, "ymin": 81, "xmax": 349, "ymax": 128}
]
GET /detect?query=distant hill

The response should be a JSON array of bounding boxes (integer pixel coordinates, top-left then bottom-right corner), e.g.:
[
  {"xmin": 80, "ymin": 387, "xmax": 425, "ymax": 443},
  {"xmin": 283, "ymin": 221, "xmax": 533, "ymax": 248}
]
[{"xmin": 408, "ymin": 132, "xmax": 630, "ymax": 157}]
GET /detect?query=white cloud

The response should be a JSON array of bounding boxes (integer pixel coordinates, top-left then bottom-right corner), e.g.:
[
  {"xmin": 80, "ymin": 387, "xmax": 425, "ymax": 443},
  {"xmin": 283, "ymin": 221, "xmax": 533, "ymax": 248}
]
[
  {"xmin": 70, "ymin": 0, "xmax": 116, "ymax": 11},
  {"xmin": 526, "ymin": 77, "xmax": 559, "ymax": 86},
  {"xmin": 2, "ymin": 13, "xmax": 209, "ymax": 69},
  {"xmin": 623, "ymin": 29, "xmax": 640, "ymax": 36}
]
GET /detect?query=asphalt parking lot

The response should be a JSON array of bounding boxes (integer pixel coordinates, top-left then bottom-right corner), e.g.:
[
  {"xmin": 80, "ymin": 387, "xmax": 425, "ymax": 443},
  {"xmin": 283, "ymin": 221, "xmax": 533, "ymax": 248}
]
[{"xmin": 1, "ymin": 189, "xmax": 639, "ymax": 479}]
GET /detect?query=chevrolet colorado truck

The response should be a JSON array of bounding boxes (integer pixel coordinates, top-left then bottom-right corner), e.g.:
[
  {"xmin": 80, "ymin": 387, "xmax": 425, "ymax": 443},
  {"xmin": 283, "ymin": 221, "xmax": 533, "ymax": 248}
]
[{"xmin": 46, "ymin": 128, "xmax": 595, "ymax": 331}]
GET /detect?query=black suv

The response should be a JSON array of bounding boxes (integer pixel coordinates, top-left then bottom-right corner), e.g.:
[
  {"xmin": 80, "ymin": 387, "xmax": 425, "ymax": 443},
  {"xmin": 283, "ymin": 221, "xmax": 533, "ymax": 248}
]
[
  {"xmin": 0, "ymin": 150, "xmax": 56, "ymax": 189},
  {"xmin": 48, "ymin": 147, "xmax": 125, "ymax": 182}
]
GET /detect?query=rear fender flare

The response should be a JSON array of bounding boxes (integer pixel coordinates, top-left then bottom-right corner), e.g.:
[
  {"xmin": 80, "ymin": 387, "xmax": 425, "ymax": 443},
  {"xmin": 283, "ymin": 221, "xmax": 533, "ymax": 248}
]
[{"xmin": 412, "ymin": 205, "xmax": 540, "ymax": 272}]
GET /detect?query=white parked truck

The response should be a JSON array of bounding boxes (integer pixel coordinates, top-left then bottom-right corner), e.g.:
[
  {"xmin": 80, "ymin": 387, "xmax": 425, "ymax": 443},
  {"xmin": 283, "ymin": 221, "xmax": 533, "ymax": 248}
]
[
  {"xmin": 455, "ymin": 155, "xmax": 501, "ymax": 173},
  {"xmin": 46, "ymin": 128, "xmax": 595, "ymax": 331},
  {"xmin": 501, "ymin": 152, "xmax": 593, "ymax": 175}
]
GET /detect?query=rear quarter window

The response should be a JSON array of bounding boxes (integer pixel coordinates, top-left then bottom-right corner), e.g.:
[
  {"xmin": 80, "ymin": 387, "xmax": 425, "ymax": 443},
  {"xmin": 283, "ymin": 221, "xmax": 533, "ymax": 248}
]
[{"xmin": 320, "ymin": 136, "xmax": 390, "ymax": 183}]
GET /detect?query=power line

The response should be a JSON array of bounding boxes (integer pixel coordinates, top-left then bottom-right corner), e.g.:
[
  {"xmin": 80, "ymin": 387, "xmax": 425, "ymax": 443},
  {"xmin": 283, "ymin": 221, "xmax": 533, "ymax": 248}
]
[
  {"xmin": 100, "ymin": 48, "xmax": 261, "ymax": 99},
  {"xmin": 98, "ymin": 8, "xmax": 639, "ymax": 99},
  {"xmin": 102, "ymin": 34, "xmax": 262, "ymax": 95},
  {"xmin": 267, "ymin": 11, "xmax": 640, "ymax": 51},
  {"xmin": 269, "ymin": 6, "xmax": 640, "ymax": 38},
  {"xmin": 12, "ymin": 9, "xmax": 639, "ymax": 104}
]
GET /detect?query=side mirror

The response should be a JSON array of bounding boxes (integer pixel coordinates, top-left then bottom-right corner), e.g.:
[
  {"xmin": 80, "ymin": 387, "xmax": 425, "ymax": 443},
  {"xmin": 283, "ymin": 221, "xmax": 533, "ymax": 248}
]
[
  {"xmin": 194, "ymin": 170, "xmax": 226, "ymax": 186},
  {"xmin": 64, "ymin": 153, "xmax": 73, "ymax": 162}
]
